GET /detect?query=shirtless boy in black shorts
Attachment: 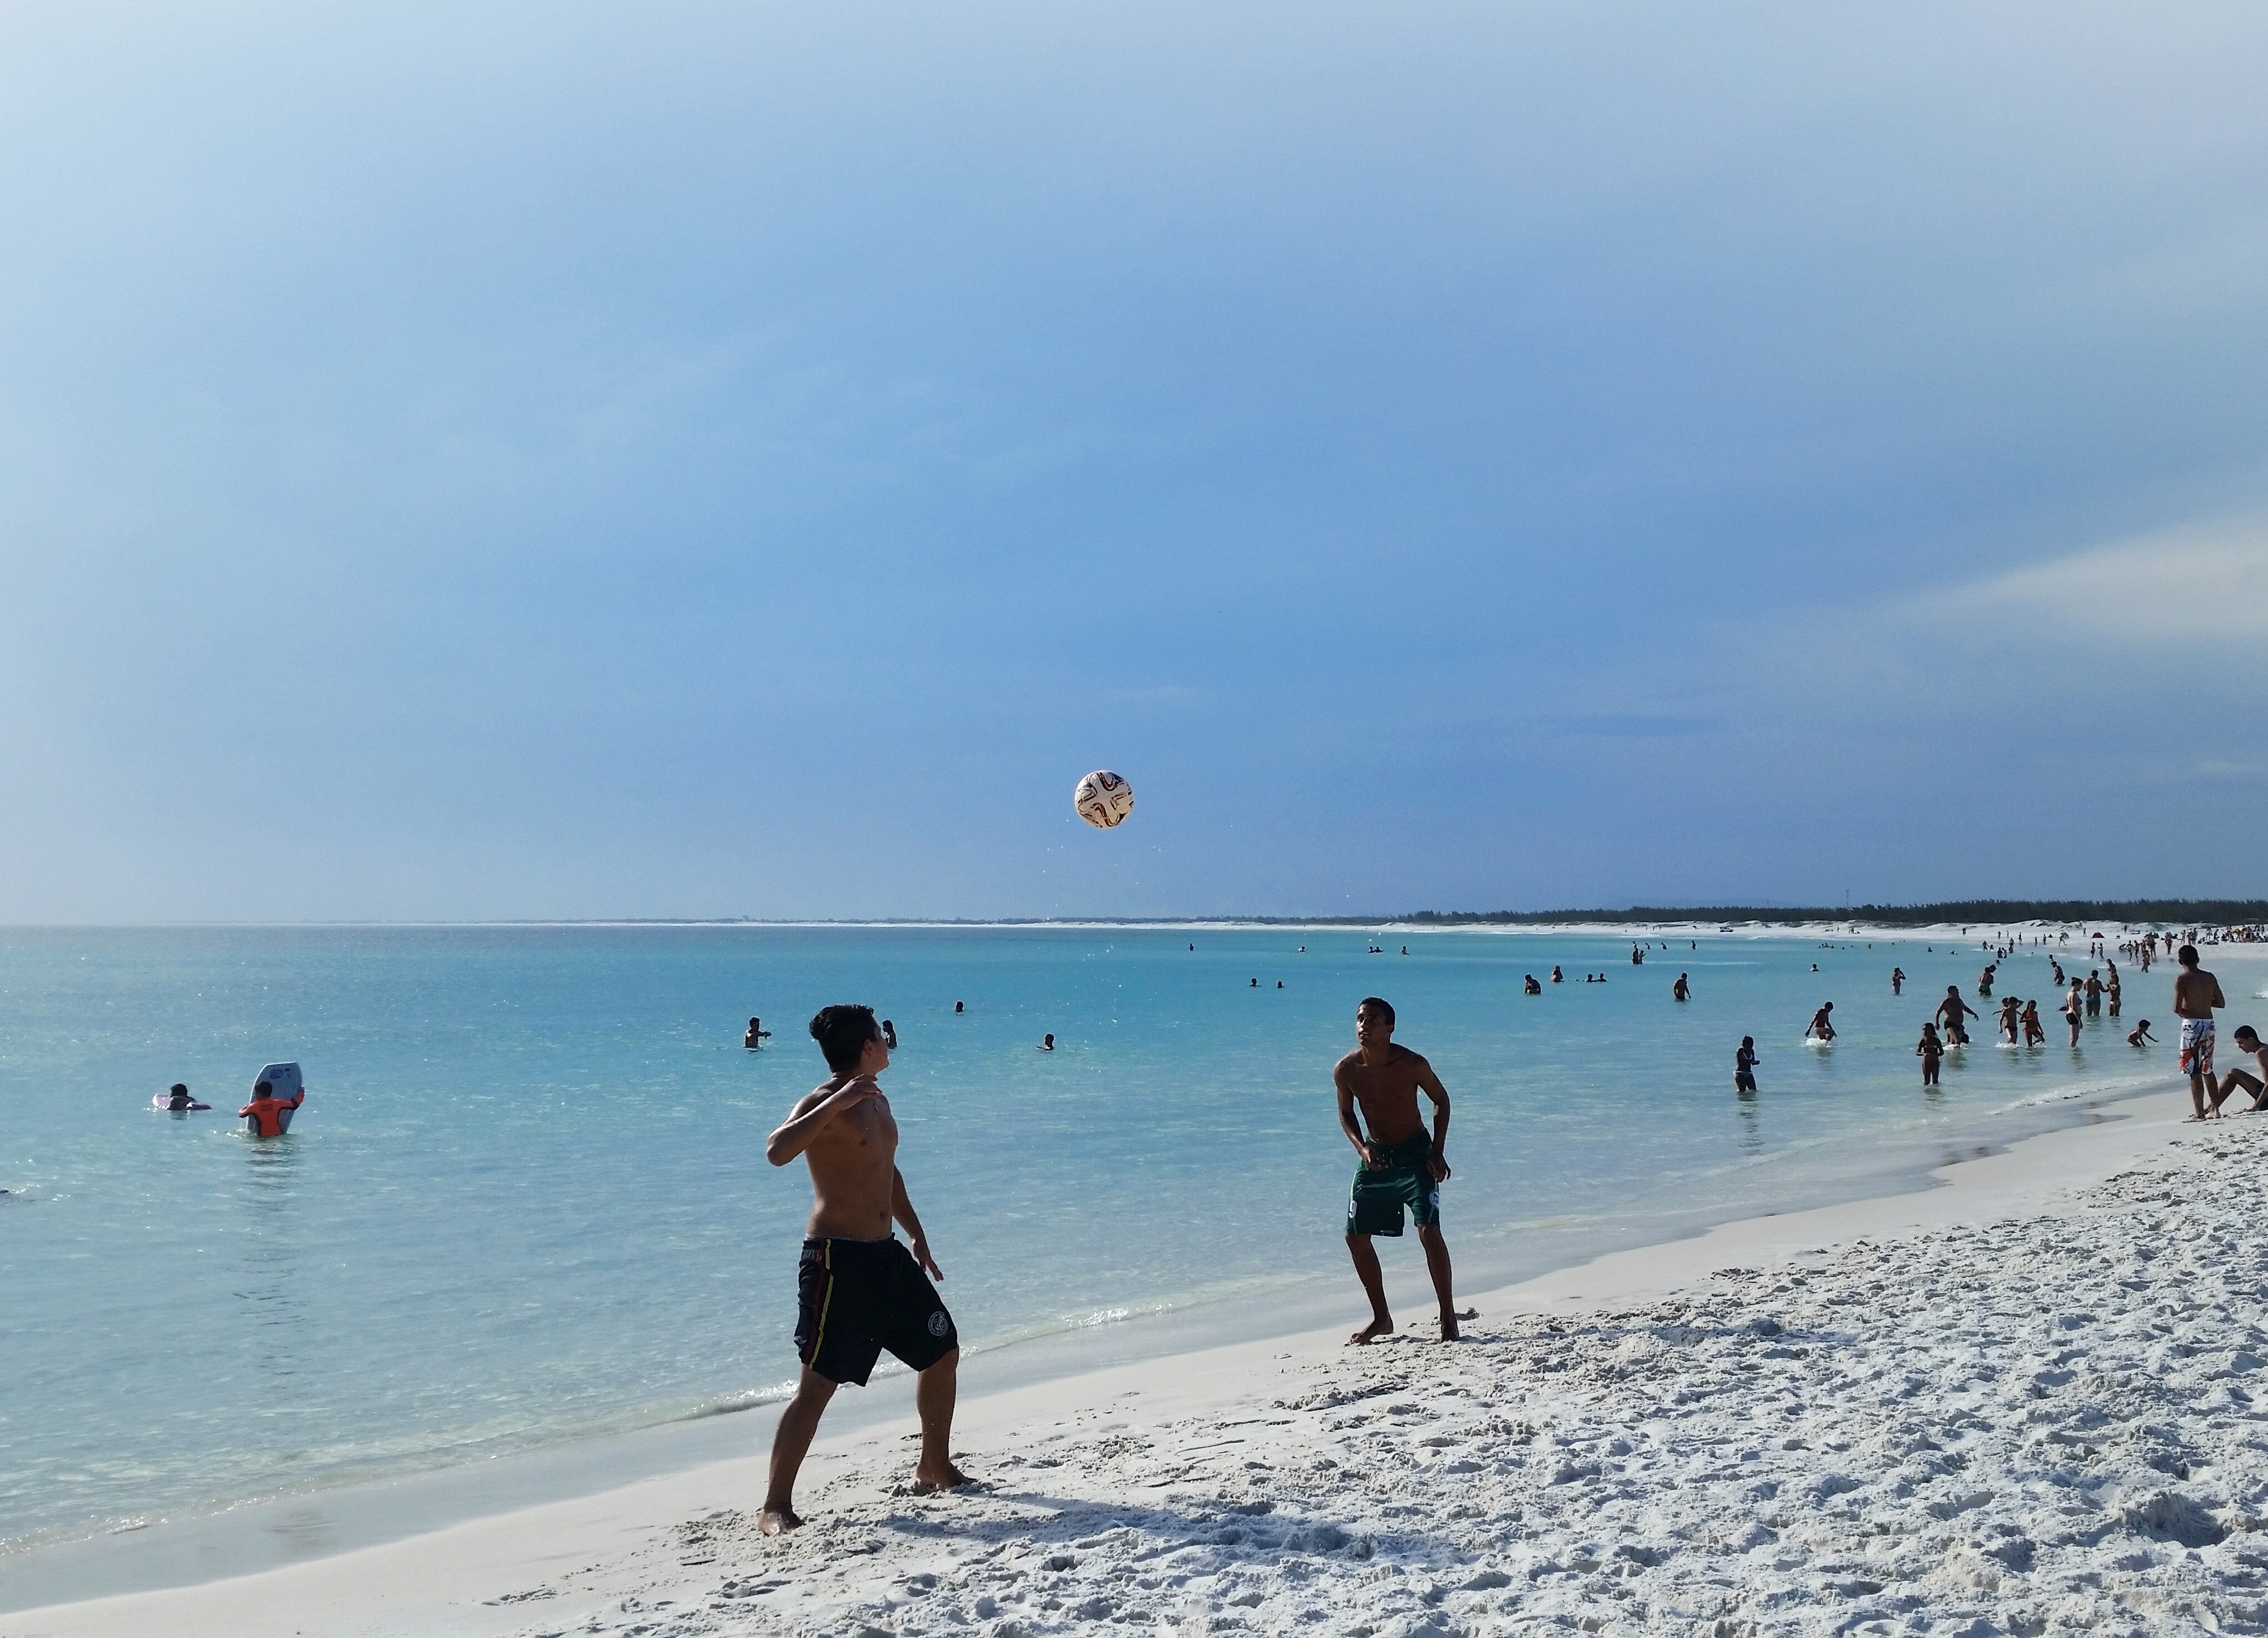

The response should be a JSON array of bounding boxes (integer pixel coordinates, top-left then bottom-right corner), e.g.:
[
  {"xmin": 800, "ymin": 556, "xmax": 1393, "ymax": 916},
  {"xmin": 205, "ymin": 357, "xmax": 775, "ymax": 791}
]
[
  {"xmin": 1335, "ymin": 997, "xmax": 1458, "ymax": 1344},
  {"xmin": 758, "ymin": 1004, "xmax": 967, "ymax": 1533}
]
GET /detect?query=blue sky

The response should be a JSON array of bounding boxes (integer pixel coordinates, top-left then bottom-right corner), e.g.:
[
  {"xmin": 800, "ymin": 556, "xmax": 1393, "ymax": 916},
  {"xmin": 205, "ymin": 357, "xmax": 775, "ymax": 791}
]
[{"xmin": 4, "ymin": 3, "xmax": 2266, "ymax": 920}]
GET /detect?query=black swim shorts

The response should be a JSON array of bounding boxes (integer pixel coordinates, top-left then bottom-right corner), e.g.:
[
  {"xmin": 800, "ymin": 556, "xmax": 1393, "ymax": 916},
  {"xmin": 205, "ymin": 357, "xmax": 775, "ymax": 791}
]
[
  {"xmin": 794, "ymin": 1236, "xmax": 958, "ymax": 1386},
  {"xmin": 1346, "ymin": 1131, "xmax": 1441, "ymax": 1237}
]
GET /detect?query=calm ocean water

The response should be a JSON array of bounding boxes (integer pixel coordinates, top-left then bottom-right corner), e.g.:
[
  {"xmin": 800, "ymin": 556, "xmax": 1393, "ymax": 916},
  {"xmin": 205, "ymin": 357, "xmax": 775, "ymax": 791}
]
[{"xmin": 0, "ymin": 925, "xmax": 2164, "ymax": 1557}]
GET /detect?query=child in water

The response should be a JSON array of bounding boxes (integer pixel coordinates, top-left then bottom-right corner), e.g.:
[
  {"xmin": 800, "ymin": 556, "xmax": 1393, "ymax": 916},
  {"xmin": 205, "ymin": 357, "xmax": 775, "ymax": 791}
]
[
  {"xmin": 1916, "ymin": 1023, "xmax": 1943, "ymax": 1087},
  {"xmin": 1734, "ymin": 1037, "xmax": 1758, "ymax": 1093},
  {"xmin": 2021, "ymin": 1000, "xmax": 2046, "ymax": 1047},
  {"xmin": 2127, "ymin": 1019, "xmax": 2155, "ymax": 1048},
  {"xmin": 239, "ymin": 1079, "xmax": 304, "ymax": 1138}
]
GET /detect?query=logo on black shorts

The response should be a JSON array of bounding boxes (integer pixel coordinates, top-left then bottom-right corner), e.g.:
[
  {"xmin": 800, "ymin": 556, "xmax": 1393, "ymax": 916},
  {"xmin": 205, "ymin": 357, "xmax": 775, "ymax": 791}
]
[{"xmin": 928, "ymin": 1311, "xmax": 949, "ymax": 1338}]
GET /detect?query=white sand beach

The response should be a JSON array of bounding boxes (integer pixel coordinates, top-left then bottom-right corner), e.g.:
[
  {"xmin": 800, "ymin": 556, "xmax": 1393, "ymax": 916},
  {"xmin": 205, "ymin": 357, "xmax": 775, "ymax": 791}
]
[{"xmin": 12, "ymin": 1067, "xmax": 2265, "ymax": 1638}]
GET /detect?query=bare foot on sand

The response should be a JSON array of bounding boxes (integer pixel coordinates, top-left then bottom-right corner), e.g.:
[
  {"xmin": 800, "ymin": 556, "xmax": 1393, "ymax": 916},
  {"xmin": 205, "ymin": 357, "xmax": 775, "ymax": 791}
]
[
  {"xmin": 1349, "ymin": 1316, "xmax": 1394, "ymax": 1346},
  {"xmin": 913, "ymin": 1460, "xmax": 972, "ymax": 1493},
  {"xmin": 757, "ymin": 1506, "xmax": 803, "ymax": 1536}
]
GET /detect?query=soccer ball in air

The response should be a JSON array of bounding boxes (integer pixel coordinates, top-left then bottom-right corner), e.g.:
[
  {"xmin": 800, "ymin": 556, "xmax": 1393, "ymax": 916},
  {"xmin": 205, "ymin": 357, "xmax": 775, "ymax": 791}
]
[{"xmin": 1073, "ymin": 770, "xmax": 1135, "ymax": 829}]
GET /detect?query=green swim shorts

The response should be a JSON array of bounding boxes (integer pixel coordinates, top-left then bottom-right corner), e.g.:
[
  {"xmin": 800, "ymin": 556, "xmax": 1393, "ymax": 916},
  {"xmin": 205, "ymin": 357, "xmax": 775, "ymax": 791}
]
[{"xmin": 1346, "ymin": 1131, "xmax": 1441, "ymax": 1237}]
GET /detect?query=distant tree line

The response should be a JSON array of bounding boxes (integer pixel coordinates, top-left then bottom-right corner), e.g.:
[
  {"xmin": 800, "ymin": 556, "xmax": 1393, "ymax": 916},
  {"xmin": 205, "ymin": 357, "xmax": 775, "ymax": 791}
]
[{"xmin": 1391, "ymin": 900, "xmax": 2268, "ymax": 928}]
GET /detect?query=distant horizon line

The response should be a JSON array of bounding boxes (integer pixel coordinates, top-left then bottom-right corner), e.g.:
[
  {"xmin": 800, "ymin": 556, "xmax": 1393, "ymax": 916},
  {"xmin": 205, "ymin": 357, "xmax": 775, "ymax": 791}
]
[{"xmin": 5, "ymin": 898, "xmax": 2264, "ymax": 931}]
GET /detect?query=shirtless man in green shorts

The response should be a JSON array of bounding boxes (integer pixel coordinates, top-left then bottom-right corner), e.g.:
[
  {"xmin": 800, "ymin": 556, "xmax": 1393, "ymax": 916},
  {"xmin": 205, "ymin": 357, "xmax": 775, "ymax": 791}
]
[
  {"xmin": 1336, "ymin": 997, "xmax": 1458, "ymax": 1344},
  {"xmin": 757, "ymin": 1004, "xmax": 968, "ymax": 1534}
]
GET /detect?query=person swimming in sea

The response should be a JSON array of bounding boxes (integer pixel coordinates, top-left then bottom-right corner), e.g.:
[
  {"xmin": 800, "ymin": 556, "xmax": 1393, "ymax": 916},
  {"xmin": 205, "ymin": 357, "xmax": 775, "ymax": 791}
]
[
  {"xmin": 745, "ymin": 1017, "xmax": 772, "ymax": 1049},
  {"xmin": 1806, "ymin": 1002, "xmax": 1836, "ymax": 1042},
  {"xmin": 881, "ymin": 1020, "xmax": 899, "ymax": 1049},
  {"xmin": 1039, "ymin": 1033, "xmax": 1055, "ymax": 1050},
  {"xmin": 239, "ymin": 1079, "xmax": 304, "ymax": 1137},
  {"xmin": 1524, "ymin": 974, "xmax": 1542, "ymax": 994},
  {"xmin": 1551, "ymin": 966, "xmax": 1563, "ymax": 983},
  {"xmin": 1673, "ymin": 973, "xmax": 1690, "ymax": 1002},
  {"xmin": 1734, "ymin": 1037, "xmax": 1758, "ymax": 1093},
  {"xmin": 1916, "ymin": 1022, "xmax": 1943, "ymax": 1087},
  {"xmin": 162, "ymin": 1083, "xmax": 210, "ymax": 1111},
  {"xmin": 2128, "ymin": 1018, "xmax": 2156, "ymax": 1048},
  {"xmin": 2022, "ymin": 999, "xmax": 2046, "ymax": 1047}
]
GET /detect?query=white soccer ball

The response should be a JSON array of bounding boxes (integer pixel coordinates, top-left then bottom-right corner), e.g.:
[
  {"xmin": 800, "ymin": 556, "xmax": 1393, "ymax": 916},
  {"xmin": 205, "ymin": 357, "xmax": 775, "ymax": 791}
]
[{"xmin": 1073, "ymin": 769, "xmax": 1135, "ymax": 829}]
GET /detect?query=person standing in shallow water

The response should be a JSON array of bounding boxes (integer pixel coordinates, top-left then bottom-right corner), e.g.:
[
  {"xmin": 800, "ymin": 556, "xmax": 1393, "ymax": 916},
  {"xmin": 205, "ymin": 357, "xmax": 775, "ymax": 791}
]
[
  {"xmin": 1336, "ymin": 997, "xmax": 1458, "ymax": 1345},
  {"xmin": 757, "ymin": 1004, "xmax": 967, "ymax": 1535}
]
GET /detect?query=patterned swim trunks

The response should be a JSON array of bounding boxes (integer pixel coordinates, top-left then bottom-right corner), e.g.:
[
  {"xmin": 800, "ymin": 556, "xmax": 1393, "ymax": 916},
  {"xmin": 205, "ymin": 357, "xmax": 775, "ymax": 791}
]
[{"xmin": 2180, "ymin": 1018, "xmax": 2216, "ymax": 1081}]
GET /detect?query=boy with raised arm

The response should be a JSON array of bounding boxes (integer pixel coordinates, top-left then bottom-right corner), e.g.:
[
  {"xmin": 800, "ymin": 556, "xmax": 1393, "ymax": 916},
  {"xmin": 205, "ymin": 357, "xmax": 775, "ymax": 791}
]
[
  {"xmin": 758, "ymin": 1004, "xmax": 967, "ymax": 1535},
  {"xmin": 1336, "ymin": 997, "xmax": 1459, "ymax": 1345}
]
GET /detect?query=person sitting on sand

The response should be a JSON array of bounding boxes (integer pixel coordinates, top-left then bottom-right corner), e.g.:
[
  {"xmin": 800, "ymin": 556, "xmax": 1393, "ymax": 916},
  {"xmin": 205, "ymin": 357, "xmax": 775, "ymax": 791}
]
[
  {"xmin": 2022, "ymin": 1000, "xmax": 2046, "ymax": 1047},
  {"xmin": 238, "ymin": 1079, "xmax": 303, "ymax": 1137},
  {"xmin": 1673, "ymin": 973, "xmax": 1690, "ymax": 1002},
  {"xmin": 745, "ymin": 1017, "xmax": 771, "ymax": 1049},
  {"xmin": 758, "ymin": 1004, "xmax": 966, "ymax": 1535},
  {"xmin": 1916, "ymin": 1023, "xmax": 1943, "ymax": 1087},
  {"xmin": 2211, "ymin": 1025, "xmax": 2268, "ymax": 1115},
  {"xmin": 1997, "ymin": 996, "xmax": 2021, "ymax": 1043},
  {"xmin": 2128, "ymin": 1019, "xmax": 2156, "ymax": 1048},
  {"xmin": 1335, "ymin": 997, "xmax": 1459, "ymax": 1345},
  {"xmin": 1936, "ymin": 987, "xmax": 1978, "ymax": 1045},
  {"xmin": 1807, "ymin": 1002, "xmax": 1836, "ymax": 1041},
  {"xmin": 2175, "ymin": 944, "xmax": 2228, "ymax": 1121},
  {"xmin": 1734, "ymin": 1037, "xmax": 1758, "ymax": 1093}
]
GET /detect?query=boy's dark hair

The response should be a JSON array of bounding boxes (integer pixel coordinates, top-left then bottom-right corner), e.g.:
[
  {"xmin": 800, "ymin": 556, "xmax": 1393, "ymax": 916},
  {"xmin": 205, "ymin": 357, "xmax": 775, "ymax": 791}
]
[
  {"xmin": 2238, "ymin": 1024, "xmax": 2261, "ymax": 1042},
  {"xmin": 1357, "ymin": 996, "xmax": 1395, "ymax": 1026},
  {"xmin": 2179, "ymin": 944, "xmax": 2200, "ymax": 965},
  {"xmin": 809, "ymin": 1005, "xmax": 881, "ymax": 1073},
  {"xmin": 170, "ymin": 1083, "xmax": 188, "ymax": 1095},
  {"xmin": 253, "ymin": 1081, "xmax": 272, "ymax": 1097}
]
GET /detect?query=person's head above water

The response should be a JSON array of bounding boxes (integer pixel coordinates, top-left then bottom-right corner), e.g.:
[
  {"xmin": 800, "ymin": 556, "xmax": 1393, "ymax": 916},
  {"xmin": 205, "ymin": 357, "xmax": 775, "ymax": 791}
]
[
  {"xmin": 808, "ymin": 1004, "xmax": 883, "ymax": 1075},
  {"xmin": 252, "ymin": 1080, "xmax": 273, "ymax": 1099},
  {"xmin": 168, "ymin": 1083, "xmax": 191, "ymax": 1106},
  {"xmin": 2179, "ymin": 944, "xmax": 2201, "ymax": 967}
]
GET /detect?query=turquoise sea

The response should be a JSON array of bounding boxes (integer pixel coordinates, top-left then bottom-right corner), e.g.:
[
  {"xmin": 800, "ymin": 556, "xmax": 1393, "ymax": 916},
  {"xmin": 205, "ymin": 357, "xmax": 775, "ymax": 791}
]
[{"xmin": 0, "ymin": 925, "xmax": 2167, "ymax": 1572}]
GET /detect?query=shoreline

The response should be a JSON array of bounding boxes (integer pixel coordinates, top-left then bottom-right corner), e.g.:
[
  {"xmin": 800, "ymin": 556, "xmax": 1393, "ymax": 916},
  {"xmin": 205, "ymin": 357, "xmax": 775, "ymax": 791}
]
[
  {"xmin": 0, "ymin": 1039, "xmax": 2167, "ymax": 1605},
  {"xmin": 3, "ymin": 1066, "xmax": 2210, "ymax": 1633}
]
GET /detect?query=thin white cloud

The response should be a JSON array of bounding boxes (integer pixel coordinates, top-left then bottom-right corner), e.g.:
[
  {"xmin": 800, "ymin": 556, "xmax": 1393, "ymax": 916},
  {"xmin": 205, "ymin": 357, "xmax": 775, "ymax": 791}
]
[{"xmin": 1927, "ymin": 516, "xmax": 2268, "ymax": 641}]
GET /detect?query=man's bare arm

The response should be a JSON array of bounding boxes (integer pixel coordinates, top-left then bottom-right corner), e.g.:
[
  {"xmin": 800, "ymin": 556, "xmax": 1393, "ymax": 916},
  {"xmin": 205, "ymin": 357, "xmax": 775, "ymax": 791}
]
[
  {"xmin": 765, "ymin": 1079, "xmax": 874, "ymax": 1167},
  {"xmin": 1334, "ymin": 1064, "xmax": 1376, "ymax": 1164},
  {"xmin": 1417, "ymin": 1061, "xmax": 1452, "ymax": 1181},
  {"xmin": 892, "ymin": 1169, "xmax": 943, "ymax": 1279}
]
